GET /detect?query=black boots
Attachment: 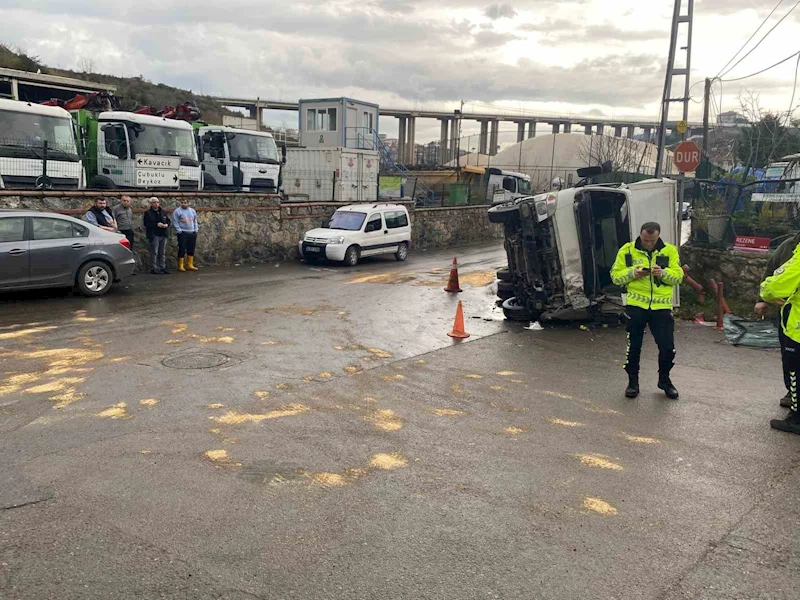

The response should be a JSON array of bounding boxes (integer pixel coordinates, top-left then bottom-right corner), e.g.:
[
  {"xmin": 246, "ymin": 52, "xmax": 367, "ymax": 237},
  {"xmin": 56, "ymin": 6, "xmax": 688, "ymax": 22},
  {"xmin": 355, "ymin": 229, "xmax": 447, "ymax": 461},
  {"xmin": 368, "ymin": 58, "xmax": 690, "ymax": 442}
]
[
  {"xmin": 658, "ymin": 377, "xmax": 679, "ymax": 400},
  {"xmin": 770, "ymin": 410, "xmax": 800, "ymax": 435},
  {"xmin": 780, "ymin": 393, "xmax": 792, "ymax": 408},
  {"xmin": 625, "ymin": 374, "xmax": 639, "ymax": 398}
]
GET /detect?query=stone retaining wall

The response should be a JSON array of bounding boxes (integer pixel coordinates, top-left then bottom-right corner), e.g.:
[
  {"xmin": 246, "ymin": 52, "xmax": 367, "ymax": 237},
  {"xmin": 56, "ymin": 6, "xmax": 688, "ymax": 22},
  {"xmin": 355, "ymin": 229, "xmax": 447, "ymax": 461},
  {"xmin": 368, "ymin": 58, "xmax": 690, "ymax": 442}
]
[
  {"xmin": 680, "ymin": 244, "xmax": 769, "ymax": 302},
  {"xmin": 0, "ymin": 191, "xmax": 501, "ymax": 268}
]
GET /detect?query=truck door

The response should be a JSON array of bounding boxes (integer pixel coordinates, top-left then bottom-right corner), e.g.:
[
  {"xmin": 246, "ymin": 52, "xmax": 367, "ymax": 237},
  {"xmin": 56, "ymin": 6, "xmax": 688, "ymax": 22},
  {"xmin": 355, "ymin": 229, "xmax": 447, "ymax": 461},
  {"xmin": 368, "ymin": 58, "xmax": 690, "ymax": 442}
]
[
  {"xmin": 202, "ymin": 131, "xmax": 231, "ymax": 188},
  {"xmin": 97, "ymin": 123, "xmax": 132, "ymax": 187}
]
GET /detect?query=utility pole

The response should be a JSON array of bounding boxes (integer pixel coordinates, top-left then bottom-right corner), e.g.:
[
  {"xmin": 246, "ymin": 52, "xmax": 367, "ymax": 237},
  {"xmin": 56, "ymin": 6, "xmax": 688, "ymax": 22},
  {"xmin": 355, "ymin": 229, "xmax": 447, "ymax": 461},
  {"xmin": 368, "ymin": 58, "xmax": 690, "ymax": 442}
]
[
  {"xmin": 455, "ymin": 100, "xmax": 464, "ymax": 175},
  {"xmin": 701, "ymin": 77, "xmax": 711, "ymax": 178},
  {"xmin": 655, "ymin": 0, "xmax": 694, "ymax": 178}
]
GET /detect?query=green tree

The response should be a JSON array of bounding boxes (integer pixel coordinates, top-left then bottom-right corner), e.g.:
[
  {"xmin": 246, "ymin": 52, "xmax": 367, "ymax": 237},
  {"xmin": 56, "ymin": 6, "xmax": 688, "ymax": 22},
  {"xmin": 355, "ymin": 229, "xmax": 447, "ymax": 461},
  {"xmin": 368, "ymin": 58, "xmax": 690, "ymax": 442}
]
[{"xmin": 737, "ymin": 112, "xmax": 799, "ymax": 169}]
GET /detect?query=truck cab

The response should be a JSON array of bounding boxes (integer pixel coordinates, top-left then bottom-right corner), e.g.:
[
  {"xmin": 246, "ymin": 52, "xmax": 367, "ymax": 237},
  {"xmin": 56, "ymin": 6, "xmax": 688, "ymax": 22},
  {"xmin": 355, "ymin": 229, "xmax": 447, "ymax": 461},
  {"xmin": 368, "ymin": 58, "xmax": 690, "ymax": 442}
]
[
  {"xmin": 74, "ymin": 110, "xmax": 202, "ymax": 190},
  {"xmin": 197, "ymin": 126, "xmax": 283, "ymax": 192},
  {"xmin": 0, "ymin": 99, "xmax": 83, "ymax": 189},
  {"xmin": 487, "ymin": 168, "xmax": 532, "ymax": 204}
]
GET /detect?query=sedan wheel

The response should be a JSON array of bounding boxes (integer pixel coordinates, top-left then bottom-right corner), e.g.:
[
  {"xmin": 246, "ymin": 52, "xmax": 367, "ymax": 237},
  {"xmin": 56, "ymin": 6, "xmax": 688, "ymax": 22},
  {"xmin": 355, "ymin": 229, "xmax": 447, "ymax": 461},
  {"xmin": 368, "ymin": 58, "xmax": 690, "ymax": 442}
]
[{"xmin": 78, "ymin": 262, "xmax": 112, "ymax": 297}]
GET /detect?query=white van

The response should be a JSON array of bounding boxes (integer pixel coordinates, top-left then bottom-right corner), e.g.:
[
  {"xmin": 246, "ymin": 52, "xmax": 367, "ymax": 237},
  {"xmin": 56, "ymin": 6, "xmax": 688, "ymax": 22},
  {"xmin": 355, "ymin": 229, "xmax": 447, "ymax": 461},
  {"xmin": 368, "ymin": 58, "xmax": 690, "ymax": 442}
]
[{"xmin": 298, "ymin": 203, "xmax": 411, "ymax": 266}]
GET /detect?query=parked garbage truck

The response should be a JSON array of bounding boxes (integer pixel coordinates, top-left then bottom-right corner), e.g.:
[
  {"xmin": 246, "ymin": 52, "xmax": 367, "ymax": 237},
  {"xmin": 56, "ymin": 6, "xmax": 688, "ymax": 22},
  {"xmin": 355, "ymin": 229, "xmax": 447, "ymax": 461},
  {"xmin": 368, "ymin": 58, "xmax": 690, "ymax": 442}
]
[
  {"xmin": 0, "ymin": 98, "xmax": 83, "ymax": 189},
  {"xmin": 68, "ymin": 94, "xmax": 202, "ymax": 190},
  {"xmin": 197, "ymin": 125, "xmax": 284, "ymax": 192},
  {"xmin": 490, "ymin": 168, "xmax": 678, "ymax": 323}
]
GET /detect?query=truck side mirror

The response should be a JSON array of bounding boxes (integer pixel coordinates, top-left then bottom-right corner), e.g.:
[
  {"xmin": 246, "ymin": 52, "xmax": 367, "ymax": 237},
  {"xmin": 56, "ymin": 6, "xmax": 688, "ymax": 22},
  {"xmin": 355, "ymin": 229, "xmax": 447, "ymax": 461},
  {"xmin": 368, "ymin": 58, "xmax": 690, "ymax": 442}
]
[{"xmin": 281, "ymin": 144, "xmax": 287, "ymax": 165}]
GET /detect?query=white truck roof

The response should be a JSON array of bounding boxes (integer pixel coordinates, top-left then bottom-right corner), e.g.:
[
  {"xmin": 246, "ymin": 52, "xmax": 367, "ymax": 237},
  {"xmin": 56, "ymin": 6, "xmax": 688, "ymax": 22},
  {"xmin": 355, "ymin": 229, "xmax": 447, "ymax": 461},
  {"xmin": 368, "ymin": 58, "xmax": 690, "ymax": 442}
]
[
  {"xmin": 0, "ymin": 98, "xmax": 73, "ymax": 119},
  {"xmin": 98, "ymin": 111, "xmax": 194, "ymax": 130},
  {"xmin": 197, "ymin": 125, "xmax": 275, "ymax": 138}
]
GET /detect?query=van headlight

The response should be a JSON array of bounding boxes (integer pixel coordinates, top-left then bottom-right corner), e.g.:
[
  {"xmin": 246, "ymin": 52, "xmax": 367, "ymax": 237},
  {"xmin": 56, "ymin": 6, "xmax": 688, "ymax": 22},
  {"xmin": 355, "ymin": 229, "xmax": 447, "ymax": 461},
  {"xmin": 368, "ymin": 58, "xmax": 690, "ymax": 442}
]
[{"xmin": 328, "ymin": 236, "xmax": 345, "ymax": 245}]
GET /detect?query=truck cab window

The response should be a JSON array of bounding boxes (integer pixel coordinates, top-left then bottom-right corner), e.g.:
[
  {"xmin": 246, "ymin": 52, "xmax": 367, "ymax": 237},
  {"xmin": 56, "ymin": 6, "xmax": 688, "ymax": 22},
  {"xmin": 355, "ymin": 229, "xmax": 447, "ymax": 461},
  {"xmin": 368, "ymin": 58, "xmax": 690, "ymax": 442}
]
[
  {"xmin": 103, "ymin": 125, "xmax": 127, "ymax": 159},
  {"xmin": 502, "ymin": 177, "xmax": 517, "ymax": 193}
]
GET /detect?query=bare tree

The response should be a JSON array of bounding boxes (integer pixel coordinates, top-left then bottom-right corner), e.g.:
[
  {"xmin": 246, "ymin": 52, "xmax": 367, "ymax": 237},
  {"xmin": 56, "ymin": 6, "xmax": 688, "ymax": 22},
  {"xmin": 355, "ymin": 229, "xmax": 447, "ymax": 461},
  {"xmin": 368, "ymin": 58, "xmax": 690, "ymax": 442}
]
[
  {"xmin": 77, "ymin": 57, "xmax": 95, "ymax": 74},
  {"xmin": 576, "ymin": 133, "xmax": 642, "ymax": 173}
]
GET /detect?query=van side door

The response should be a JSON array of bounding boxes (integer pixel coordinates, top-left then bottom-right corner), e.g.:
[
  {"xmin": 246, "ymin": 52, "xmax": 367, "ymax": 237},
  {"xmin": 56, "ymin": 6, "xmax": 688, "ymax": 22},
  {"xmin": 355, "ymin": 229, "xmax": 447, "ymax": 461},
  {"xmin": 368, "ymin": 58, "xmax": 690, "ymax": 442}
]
[{"xmin": 360, "ymin": 212, "xmax": 385, "ymax": 256}]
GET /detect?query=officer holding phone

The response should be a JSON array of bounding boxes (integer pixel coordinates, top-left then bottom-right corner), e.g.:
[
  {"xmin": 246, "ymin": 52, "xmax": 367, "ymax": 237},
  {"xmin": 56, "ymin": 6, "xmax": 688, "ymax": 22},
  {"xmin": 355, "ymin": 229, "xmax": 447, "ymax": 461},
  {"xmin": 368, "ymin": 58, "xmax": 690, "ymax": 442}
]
[{"xmin": 611, "ymin": 222, "xmax": 684, "ymax": 399}]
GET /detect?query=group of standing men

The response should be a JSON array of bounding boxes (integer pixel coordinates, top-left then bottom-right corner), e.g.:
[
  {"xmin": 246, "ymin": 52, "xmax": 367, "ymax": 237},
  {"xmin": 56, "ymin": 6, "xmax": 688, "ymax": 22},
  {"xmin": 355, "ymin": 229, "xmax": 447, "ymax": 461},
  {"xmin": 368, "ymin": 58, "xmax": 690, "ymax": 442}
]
[
  {"xmin": 84, "ymin": 196, "xmax": 200, "ymax": 275},
  {"xmin": 612, "ymin": 221, "xmax": 800, "ymax": 436}
]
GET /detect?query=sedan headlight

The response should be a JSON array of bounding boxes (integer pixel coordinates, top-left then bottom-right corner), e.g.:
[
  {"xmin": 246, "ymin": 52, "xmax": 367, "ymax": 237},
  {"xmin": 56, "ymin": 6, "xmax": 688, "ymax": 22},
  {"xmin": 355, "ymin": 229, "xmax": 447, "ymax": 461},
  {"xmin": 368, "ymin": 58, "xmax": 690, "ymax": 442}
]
[{"xmin": 328, "ymin": 236, "xmax": 345, "ymax": 244}]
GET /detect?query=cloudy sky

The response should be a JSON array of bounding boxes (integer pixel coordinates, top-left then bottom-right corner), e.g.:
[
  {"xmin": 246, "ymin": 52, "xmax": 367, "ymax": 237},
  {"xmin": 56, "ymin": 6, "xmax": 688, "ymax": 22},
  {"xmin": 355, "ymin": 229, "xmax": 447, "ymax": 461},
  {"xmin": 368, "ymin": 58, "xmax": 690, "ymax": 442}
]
[{"xmin": 1, "ymin": 1, "xmax": 798, "ymax": 142}]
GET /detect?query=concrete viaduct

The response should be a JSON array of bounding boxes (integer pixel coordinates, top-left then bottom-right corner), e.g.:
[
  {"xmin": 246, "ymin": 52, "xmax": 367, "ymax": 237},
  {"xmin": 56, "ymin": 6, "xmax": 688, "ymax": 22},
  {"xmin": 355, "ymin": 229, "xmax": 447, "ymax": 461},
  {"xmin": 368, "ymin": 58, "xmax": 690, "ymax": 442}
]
[{"xmin": 214, "ymin": 97, "xmax": 702, "ymax": 164}]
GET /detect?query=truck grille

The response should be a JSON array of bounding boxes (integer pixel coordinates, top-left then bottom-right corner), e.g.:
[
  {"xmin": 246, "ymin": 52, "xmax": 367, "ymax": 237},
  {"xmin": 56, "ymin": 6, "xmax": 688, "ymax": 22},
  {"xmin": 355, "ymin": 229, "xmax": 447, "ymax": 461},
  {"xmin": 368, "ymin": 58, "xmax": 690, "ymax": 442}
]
[{"xmin": 1, "ymin": 175, "xmax": 80, "ymax": 190}]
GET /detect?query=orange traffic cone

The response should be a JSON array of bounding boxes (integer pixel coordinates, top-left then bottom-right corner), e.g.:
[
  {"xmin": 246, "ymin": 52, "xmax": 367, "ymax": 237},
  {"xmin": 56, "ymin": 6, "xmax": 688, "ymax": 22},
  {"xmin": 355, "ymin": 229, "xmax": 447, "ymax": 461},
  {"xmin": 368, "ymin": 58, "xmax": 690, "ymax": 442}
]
[
  {"xmin": 444, "ymin": 256, "xmax": 462, "ymax": 293},
  {"xmin": 448, "ymin": 301, "xmax": 470, "ymax": 339}
]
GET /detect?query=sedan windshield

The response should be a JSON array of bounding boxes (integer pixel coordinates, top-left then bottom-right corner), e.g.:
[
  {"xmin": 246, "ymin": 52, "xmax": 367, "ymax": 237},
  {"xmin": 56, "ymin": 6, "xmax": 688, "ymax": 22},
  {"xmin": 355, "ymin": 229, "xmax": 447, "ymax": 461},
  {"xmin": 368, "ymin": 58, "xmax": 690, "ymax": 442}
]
[
  {"xmin": 130, "ymin": 124, "xmax": 198, "ymax": 166},
  {"xmin": 0, "ymin": 111, "xmax": 79, "ymax": 161},
  {"xmin": 328, "ymin": 211, "xmax": 367, "ymax": 231},
  {"xmin": 228, "ymin": 133, "xmax": 279, "ymax": 164}
]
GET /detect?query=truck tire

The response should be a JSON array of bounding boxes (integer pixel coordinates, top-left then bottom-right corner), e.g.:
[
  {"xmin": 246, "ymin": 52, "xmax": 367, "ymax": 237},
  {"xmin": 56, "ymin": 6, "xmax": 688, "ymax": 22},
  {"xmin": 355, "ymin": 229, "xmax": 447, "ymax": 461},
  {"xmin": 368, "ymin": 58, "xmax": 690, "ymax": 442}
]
[
  {"xmin": 497, "ymin": 281, "xmax": 514, "ymax": 295},
  {"xmin": 502, "ymin": 297, "xmax": 533, "ymax": 322},
  {"xmin": 203, "ymin": 173, "xmax": 218, "ymax": 190},
  {"xmin": 488, "ymin": 200, "xmax": 521, "ymax": 224},
  {"xmin": 497, "ymin": 268, "xmax": 511, "ymax": 282},
  {"xmin": 89, "ymin": 175, "xmax": 116, "ymax": 190}
]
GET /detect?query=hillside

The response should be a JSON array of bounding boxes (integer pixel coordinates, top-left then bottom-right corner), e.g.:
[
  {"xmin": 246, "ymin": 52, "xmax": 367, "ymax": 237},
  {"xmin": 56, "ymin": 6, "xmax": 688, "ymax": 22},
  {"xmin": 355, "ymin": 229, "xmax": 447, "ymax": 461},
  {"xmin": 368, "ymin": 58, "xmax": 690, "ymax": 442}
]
[{"xmin": 0, "ymin": 44, "xmax": 235, "ymax": 124}]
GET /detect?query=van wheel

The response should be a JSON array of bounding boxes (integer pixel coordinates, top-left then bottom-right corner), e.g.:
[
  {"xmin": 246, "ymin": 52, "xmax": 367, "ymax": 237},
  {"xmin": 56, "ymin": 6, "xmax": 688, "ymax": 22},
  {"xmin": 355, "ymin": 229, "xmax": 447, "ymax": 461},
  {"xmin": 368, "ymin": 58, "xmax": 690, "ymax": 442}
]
[
  {"xmin": 395, "ymin": 243, "xmax": 408, "ymax": 261},
  {"xmin": 77, "ymin": 261, "xmax": 113, "ymax": 297},
  {"xmin": 344, "ymin": 246, "xmax": 360, "ymax": 267}
]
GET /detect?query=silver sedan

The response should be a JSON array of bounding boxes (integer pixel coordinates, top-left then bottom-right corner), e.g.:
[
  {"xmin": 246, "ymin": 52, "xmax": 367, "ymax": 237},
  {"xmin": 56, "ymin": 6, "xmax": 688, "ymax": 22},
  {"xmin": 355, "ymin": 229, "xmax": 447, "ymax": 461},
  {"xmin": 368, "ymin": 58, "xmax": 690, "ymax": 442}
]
[{"xmin": 0, "ymin": 209, "xmax": 135, "ymax": 296}]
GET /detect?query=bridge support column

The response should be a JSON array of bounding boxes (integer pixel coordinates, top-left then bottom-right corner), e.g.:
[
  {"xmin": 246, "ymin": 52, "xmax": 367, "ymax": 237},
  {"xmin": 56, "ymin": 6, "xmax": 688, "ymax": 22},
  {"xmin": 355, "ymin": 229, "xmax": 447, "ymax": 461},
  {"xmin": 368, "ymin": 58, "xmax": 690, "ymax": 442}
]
[
  {"xmin": 479, "ymin": 121, "xmax": 489, "ymax": 155},
  {"xmin": 563, "ymin": 122, "xmax": 572, "ymax": 134},
  {"xmin": 516, "ymin": 122, "xmax": 525, "ymax": 143},
  {"xmin": 406, "ymin": 116, "xmax": 416, "ymax": 164},
  {"xmin": 643, "ymin": 126, "xmax": 652, "ymax": 141},
  {"xmin": 528, "ymin": 121, "xmax": 536, "ymax": 138},
  {"xmin": 440, "ymin": 119, "xmax": 449, "ymax": 165},
  {"xmin": 614, "ymin": 125, "xmax": 623, "ymax": 137},
  {"xmin": 626, "ymin": 125, "xmax": 634, "ymax": 139},
  {"xmin": 398, "ymin": 117, "xmax": 407, "ymax": 164},
  {"xmin": 596, "ymin": 123, "xmax": 605, "ymax": 135},
  {"xmin": 584, "ymin": 124, "xmax": 592, "ymax": 135},
  {"xmin": 489, "ymin": 120, "xmax": 499, "ymax": 156},
  {"xmin": 552, "ymin": 122, "xmax": 560, "ymax": 134}
]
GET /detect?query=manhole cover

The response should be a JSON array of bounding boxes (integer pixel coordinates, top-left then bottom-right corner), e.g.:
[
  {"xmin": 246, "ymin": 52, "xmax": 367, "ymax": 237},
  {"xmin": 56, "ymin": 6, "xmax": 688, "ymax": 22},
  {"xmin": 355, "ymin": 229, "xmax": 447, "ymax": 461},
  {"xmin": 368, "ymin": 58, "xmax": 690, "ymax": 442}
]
[{"xmin": 162, "ymin": 352, "xmax": 231, "ymax": 370}]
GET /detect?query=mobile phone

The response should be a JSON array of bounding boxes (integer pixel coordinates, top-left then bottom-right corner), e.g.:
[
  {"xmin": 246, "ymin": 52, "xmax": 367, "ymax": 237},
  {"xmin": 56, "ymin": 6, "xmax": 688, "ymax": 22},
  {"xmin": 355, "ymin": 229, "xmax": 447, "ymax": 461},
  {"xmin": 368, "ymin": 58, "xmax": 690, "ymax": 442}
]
[{"xmin": 641, "ymin": 267, "xmax": 651, "ymax": 273}]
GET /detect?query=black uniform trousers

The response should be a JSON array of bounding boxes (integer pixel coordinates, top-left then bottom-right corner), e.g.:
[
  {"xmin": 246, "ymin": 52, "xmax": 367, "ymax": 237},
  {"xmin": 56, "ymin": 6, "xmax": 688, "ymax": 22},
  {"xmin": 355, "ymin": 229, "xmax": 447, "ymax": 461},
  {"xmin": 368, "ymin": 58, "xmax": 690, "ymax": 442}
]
[
  {"xmin": 624, "ymin": 306, "xmax": 675, "ymax": 378},
  {"xmin": 780, "ymin": 304, "xmax": 800, "ymax": 412}
]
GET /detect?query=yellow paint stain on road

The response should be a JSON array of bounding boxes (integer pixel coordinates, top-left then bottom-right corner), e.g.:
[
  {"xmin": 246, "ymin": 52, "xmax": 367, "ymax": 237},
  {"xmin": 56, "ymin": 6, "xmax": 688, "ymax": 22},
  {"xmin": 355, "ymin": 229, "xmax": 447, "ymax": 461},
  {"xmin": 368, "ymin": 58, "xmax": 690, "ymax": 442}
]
[
  {"xmin": 139, "ymin": 398, "xmax": 159, "ymax": 407},
  {"xmin": 0, "ymin": 384, "xmax": 21, "ymax": 397},
  {"xmin": 465, "ymin": 374, "xmax": 483, "ymax": 379},
  {"xmin": 253, "ymin": 391, "xmax": 270, "ymax": 400},
  {"xmin": 347, "ymin": 272, "xmax": 417, "ymax": 285},
  {"xmin": 206, "ymin": 403, "xmax": 225, "ymax": 409},
  {"xmin": 362, "ymin": 396, "xmax": 378, "ymax": 404},
  {"xmin": 213, "ymin": 404, "xmax": 310, "ymax": 425},
  {"xmin": 24, "ymin": 377, "xmax": 86, "ymax": 394},
  {"xmin": 504, "ymin": 426, "xmax": 528, "ymax": 435},
  {"xmin": 431, "ymin": 408, "xmax": 467, "ymax": 417},
  {"xmin": 458, "ymin": 270, "xmax": 496, "ymax": 287},
  {"xmin": 575, "ymin": 453, "xmax": 624, "ymax": 471},
  {"xmin": 208, "ymin": 427, "xmax": 222, "ymax": 434},
  {"xmin": 108, "ymin": 356, "xmax": 132, "ymax": 363},
  {"xmin": 0, "ymin": 326, "xmax": 57, "ymax": 340},
  {"xmin": 364, "ymin": 409, "xmax": 403, "ymax": 432},
  {"xmin": 74, "ymin": 317, "xmax": 98, "ymax": 323},
  {"xmin": 381, "ymin": 374, "xmax": 406, "ymax": 382},
  {"xmin": 96, "ymin": 402, "xmax": 130, "ymax": 420},
  {"xmin": 550, "ymin": 418, "xmax": 583, "ymax": 428},
  {"xmin": 261, "ymin": 340, "xmax": 282, "ymax": 346},
  {"xmin": 368, "ymin": 348, "xmax": 393, "ymax": 359},
  {"xmin": 306, "ymin": 472, "xmax": 348, "ymax": 487},
  {"xmin": 583, "ymin": 497, "xmax": 618, "ymax": 515},
  {"xmin": 17, "ymin": 348, "xmax": 103, "ymax": 368},
  {"xmin": 370, "ymin": 452, "xmax": 408, "ymax": 470},
  {"xmin": 489, "ymin": 385, "xmax": 505, "ymax": 391},
  {"xmin": 203, "ymin": 449, "xmax": 241, "ymax": 466},
  {"xmin": 344, "ymin": 366, "xmax": 361, "ymax": 374},
  {"xmin": 171, "ymin": 324, "xmax": 189, "ymax": 334},
  {"xmin": 187, "ymin": 334, "xmax": 234, "ymax": 344},
  {"xmin": 275, "ymin": 383, "xmax": 291, "ymax": 390},
  {"xmin": 623, "ymin": 434, "xmax": 661, "ymax": 444},
  {"xmin": 262, "ymin": 304, "xmax": 341, "ymax": 317},
  {"xmin": 215, "ymin": 327, "xmax": 236, "ymax": 332},
  {"xmin": 318, "ymin": 372, "xmax": 333, "ymax": 379},
  {"xmin": 191, "ymin": 314, "xmax": 202, "ymax": 318},
  {"xmin": 333, "ymin": 345, "xmax": 344, "ymax": 350},
  {"xmin": 496, "ymin": 371, "xmax": 518, "ymax": 376},
  {"xmin": 49, "ymin": 389, "xmax": 85, "ymax": 408},
  {"xmin": 414, "ymin": 359, "xmax": 426, "ymax": 364},
  {"xmin": 165, "ymin": 339, "xmax": 185, "ymax": 345},
  {"xmin": 539, "ymin": 390, "xmax": 573, "ymax": 400},
  {"xmin": 510, "ymin": 379, "xmax": 525, "ymax": 384},
  {"xmin": 139, "ymin": 450, "xmax": 153, "ymax": 455},
  {"xmin": 451, "ymin": 383, "xmax": 464, "ymax": 394}
]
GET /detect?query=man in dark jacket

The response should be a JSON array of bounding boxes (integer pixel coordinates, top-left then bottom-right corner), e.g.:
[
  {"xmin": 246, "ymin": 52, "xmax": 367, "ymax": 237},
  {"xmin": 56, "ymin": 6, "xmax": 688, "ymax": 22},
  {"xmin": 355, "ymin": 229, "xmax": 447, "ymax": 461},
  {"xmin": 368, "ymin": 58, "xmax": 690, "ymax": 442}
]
[
  {"xmin": 84, "ymin": 198, "xmax": 117, "ymax": 232},
  {"xmin": 143, "ymin": 196, "xmax": 170, "ymax": 275},
  {"xmin": 755, "ymin": 231, "xmax": 800, "ymax": 408}
]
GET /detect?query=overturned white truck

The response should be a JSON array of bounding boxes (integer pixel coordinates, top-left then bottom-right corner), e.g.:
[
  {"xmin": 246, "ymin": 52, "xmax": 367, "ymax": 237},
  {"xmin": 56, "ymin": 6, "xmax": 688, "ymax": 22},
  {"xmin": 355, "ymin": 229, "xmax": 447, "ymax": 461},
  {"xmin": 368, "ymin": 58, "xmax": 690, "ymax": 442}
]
[{"xmin": 489, "ymin": 174, "xmax": 679, "ymax": 322}]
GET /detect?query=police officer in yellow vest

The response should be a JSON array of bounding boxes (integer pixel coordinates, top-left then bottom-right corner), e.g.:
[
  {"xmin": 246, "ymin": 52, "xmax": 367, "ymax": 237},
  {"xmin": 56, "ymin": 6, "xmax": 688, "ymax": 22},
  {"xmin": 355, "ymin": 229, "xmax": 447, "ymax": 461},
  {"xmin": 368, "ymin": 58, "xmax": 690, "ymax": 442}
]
[
  {"xmin": 759, "ymin": 244, "xmax": 800, "ymax": 434},
  {"xmin": 611, "ymin": 222, "xmax": 684, "ymax": 399}
]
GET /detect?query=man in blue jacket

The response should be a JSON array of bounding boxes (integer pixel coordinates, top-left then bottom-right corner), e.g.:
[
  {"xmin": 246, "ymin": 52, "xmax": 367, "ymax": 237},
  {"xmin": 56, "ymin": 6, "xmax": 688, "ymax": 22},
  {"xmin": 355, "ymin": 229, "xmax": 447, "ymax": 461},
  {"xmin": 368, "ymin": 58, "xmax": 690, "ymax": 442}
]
[{"xmin": 172, "ymin": 198, "xmax": 199, "ymax": 272}]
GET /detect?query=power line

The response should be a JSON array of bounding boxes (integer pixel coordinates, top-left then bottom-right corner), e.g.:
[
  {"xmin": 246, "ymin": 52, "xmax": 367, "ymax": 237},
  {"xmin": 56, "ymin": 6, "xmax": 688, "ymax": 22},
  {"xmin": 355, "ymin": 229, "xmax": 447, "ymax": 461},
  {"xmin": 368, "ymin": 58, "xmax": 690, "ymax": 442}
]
[
  {"xmin": 720, "ymin": 49, "xmax": 800, "ymax": 82},
  {"xmin": 715, "ymin": 0, "xmax": 784, "ymax": 79},
  {"xmin": 720, "ymin": 0, "xmax": 800, "ymax": 80}
]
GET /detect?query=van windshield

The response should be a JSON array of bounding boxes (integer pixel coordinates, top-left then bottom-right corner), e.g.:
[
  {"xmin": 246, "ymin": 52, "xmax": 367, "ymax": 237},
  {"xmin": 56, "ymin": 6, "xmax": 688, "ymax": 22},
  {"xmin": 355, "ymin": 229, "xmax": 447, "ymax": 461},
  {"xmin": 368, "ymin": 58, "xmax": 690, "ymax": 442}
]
[{"xmin": 329, "ymin": 211, "xmax": 367, "ymax": 231}]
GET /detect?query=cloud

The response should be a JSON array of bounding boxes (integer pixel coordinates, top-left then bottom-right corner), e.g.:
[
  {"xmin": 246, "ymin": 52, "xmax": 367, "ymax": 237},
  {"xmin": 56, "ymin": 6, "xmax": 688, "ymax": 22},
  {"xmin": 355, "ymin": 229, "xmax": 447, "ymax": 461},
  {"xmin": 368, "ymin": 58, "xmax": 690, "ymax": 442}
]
[{"xmin": 484, "ymin": 3, "xmax": 517, "ymax": 20}]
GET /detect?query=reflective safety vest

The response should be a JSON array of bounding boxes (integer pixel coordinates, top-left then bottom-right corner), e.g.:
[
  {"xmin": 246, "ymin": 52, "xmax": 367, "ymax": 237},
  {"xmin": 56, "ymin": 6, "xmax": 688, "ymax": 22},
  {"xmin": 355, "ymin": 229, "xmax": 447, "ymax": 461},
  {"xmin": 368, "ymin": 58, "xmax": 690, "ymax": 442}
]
[
  {"xmin": 610, "ymin": 238, "xmax": 683, "ymax": 310},
  {"xmin": 760, "ymin": 243, "xmax": 800, "ymax": 344}
]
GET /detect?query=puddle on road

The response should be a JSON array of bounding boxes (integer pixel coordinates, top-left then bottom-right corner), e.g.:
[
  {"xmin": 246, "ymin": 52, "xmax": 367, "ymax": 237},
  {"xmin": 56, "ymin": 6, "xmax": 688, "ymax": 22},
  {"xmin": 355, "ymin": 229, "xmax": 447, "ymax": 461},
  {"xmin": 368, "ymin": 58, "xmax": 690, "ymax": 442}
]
[{"xmin": 260, "ymin": 304, "xmax": 341, "ymax": 317}]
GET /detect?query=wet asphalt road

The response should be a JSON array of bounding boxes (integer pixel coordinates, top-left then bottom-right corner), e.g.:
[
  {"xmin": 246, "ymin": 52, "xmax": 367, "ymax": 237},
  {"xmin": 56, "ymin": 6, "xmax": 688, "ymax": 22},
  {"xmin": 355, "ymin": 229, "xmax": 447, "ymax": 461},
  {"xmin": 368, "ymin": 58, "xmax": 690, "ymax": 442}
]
[{"xmin": 1, "ymin": 242, "xmax": 798, "ymax": 600}]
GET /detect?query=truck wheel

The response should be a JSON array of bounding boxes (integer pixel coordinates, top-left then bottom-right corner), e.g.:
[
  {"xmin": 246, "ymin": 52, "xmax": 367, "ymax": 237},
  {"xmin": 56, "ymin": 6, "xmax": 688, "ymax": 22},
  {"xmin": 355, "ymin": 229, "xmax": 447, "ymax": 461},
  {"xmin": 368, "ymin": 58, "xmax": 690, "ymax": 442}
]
[
  {"xmin": 502, "ymin": 297, "xmax": 533, "ymax": 322},
  {"xmin": 488, "ymin": 201, "xmax": 521, "ymax": 224},
  {"xmin": 203, "ymin": 173, "xmax": 218, "ymax": 190},
  {"xmin": 344, "ymin": 246, "xmax": 360, "ymax": 267},
  {"xmin": 77, "ymin": 261, "xmax": 113, "ymax": 297},
  {"xmin": 497, "ymin": 268, "xmax": 511, "ymax": 282},
  {"xmin": 497, "ymin": 281, "xmax": 514, "ymax": 295},
  {"xmin": 89, "ymin": 176, "xmax": 116, "ymax": 190}
]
